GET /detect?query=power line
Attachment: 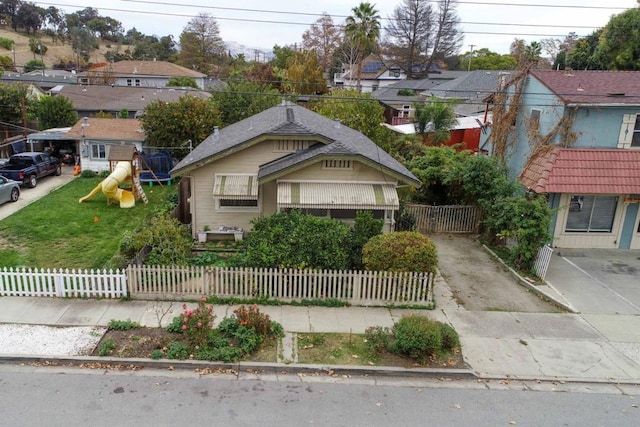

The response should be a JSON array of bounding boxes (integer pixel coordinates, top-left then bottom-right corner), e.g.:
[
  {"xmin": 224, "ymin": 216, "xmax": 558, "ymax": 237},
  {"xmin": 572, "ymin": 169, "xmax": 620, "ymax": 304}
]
[{"xmin": 32, "ymin": 1, "xmax": 626, "ymax": 39}]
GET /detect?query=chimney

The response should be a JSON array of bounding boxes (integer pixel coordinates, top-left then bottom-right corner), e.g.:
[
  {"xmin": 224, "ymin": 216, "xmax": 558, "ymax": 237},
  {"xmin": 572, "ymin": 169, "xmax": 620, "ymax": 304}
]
[
  {"xmin": 334, "ymin": 119, "xmax": 341, "ymax": 129},
  {"xmin": 213, "ymin": 126, "xmax": 220, "ymax": 138}
]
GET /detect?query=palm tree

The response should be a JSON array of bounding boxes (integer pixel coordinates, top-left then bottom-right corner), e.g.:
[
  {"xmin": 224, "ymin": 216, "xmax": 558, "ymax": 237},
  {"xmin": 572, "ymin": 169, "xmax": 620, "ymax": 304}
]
[
  {"xmin": 414, "ymin": 97, "xmax": 458, "ymax": 145},
  {"xmin": 345, "ymin": 2, "xmax": 381, "ymax": 91}
]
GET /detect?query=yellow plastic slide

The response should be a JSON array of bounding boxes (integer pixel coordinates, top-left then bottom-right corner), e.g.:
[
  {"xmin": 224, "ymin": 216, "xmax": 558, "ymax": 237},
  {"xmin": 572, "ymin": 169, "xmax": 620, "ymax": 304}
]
[{"xmin": 79, "ymin": 161, "xmax": 136, "ymax": 208}]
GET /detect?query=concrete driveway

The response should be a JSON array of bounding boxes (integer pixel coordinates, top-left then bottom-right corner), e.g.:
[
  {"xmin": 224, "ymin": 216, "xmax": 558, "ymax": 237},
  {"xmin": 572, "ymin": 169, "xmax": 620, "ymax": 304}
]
[
  {"xmin": 545, "ymin": 248, "xmax": 640, "ymax": 315},
  {"xmin": 0, "ymin": 166, "xmax": 76, "ymax": 221}
]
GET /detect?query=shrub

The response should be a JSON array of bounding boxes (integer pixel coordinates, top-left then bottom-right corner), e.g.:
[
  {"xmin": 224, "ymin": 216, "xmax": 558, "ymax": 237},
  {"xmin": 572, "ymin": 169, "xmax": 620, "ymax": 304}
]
[
  {"xmin": 107, "ymin": 319, "xmax": 141, "ymax": 331},
  {"xmin": 391, "ymin": 315, "xmax": 442, "ymax": 362},
  {"xmin": 150, "ymin": 349, "xmax": 163, "ymax": 360},
  {"xmin": 241, "ymin": 210, "xmax": 352, "ymax": 270},
  {"xmin": 195, "ymin": 346, "xmax": 244, "ymax": 363},
  {"xmin": 234, "ymin": 325, "xmax": 264, "ymax": 353},
  {"xmin": 350, "ymin": 210, "xmax": 383, "ymax": 269},
  {"xmin": 439, "ymin": 323, "xmax": 460, "ymax": 351},
  {"xmin": 99, "ymin": 170, "xmax": 111, "ymax": 178},
  {"xmin": 166, "ymin": 342, "xmax": 190, "ymax": 360},
  {"xmin": 24, "ymin": 59, "xmax": 45, "ymax": 73},
  {"xmin": 174, "ymin": 297, "xmax": 216, "ymax": 347},
  {"xmin": 98, "ymin": 338, "xmax": 116, "ymax": 356},
  {"xmin": 216, "ymin": 316, "xmax": 240, "ymax": 336},
  {"xmin": 364, "ymin": 326, "xmax": 391, "ymax": 352},
  {"xmin": 362, "ymin": 231, "xmax": 438, "ymax": 272},
  {"xmin": 80, "ymin": 169, "xmax": 98, "ymax": 178},
  {"xmin": 233, "ymin": 304, "xmax": 271, "ymax": 336},
  {"xmin": 0, "ymin": 37, "xmax": 15, "ymax": 50}
]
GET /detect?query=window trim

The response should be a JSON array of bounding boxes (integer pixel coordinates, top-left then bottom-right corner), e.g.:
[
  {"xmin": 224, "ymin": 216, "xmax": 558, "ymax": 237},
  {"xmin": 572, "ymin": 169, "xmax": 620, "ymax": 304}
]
[{"xmin": 90, "ymin": 143, "xmax": 107, "ymax": 160}]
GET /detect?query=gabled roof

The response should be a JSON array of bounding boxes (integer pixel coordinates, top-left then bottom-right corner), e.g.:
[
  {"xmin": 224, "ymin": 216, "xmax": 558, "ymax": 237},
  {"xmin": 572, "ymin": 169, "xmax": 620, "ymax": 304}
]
[
  {"xmin": 530, "ymin": 70, "xmax": 640, "ymax": 105},
  {"xmin": 424, "ymin": 70, "xmax": 510, "ymax": 100},
  {"xmin": 58, "ymin": 85, "xmax": 210, "ymax": 112},
  {"xmin": 80, "ymin": 61, "xmax": 206, "ymax": 78},
  {"xmin": 65, "ymin": 118, "xmax": 145, "ymax": 141},
  {"xmin": 372, "ymin": 79, "xmax": 437, "ymax": 104},
  {"xmin": 520, "ymin": 147, "xmax": 640, "ymax": 194},
  {"xmin": 171, "ymin": 103, "xmax": 420, "ymax": 186}
]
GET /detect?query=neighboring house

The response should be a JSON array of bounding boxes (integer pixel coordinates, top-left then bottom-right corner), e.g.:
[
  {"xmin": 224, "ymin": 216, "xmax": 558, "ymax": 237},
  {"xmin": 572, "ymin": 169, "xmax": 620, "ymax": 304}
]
[
  {"xmin": 383, "ymin": 114, "xmax": 488, "ymax": 153},
  {"xmin": 423, "ymin": 70, "xmax": 511, "ymax": 117},
  {"xmin": 334, "ymin": 55, "xmax": 406, "ymax": 93},
  {"xmin": 170, "ymin": 102, "xmax": 420, "ymax": 237},
  {"xmin": 486, "ymin": 69, "xmax": 640, "ymax": 250},
  {"xmin": 1, "ymin": 70, "xmax": 75, "ymax": 92},
  {"xmin": 55, "ymin": 85, "xmax": 211, "ymax": 118},
  {"xmin": 78, "ymin": 61, "xmax": 207, "ymax": 90},
  {"xmin": 65, "ymin": 118, "xmax": 145, "ymax": 172}
]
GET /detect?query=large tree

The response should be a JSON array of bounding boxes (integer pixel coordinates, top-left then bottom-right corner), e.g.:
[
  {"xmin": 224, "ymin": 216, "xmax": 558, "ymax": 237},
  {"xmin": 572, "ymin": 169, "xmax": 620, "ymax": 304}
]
[
  {"xmin": 459, "ymin": 48, "xmax": 516, "ymax": 70},
  {"xmin": 565, "ymin": 30, "xmax": 603, "ymax": 70},
  {"xmin": 312, "ymin": 88, "xmax": 392, "ymax": 150},
  {"xmin": 140, "ymin": 96, "xmax": 221, "ymax": 158},
  {"xmin": 383, "ymin": 0, "xmax": 462, "ymax": 78},
  {"xmin": 178, "ymin": 13, "xmax": 225, "ymax": 76},
  {"xmin": 29, "ymin": 95, "xmax": 77, "ymax": 129},
  {"xmin": 283, "ymin": 50, "xmax": 327, "ymax": 95},
  {"xmin": 302, "ymin": 13, "xmax": 341, "ymax": 75},
  {"xmin": 209, "ymin": 80, "xmax": 280, "ymax": 127},
  {"xmin": 345, "ymin": 2, "xmax": 381, "ymax": 90},
  {"xmin": 593, "ymin": 7, "xmax": 640, "ymax": 70}
]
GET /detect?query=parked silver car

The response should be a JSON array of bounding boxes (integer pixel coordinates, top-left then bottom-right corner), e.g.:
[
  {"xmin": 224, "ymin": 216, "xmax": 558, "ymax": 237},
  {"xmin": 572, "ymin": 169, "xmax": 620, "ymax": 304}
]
[{"xmin": 0, "ymin": 175, "xmax": 20, "ymax": 205}]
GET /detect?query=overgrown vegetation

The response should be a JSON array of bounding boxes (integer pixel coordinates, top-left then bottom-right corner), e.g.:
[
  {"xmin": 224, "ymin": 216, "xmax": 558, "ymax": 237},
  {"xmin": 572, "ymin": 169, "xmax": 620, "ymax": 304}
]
[
  {"xmin": 161, "ymin": 302, "xmax": 283, "ymax": 362},
  {"xmin": 365, "ymin": 315, "xmax": 460, "ymax": 363},
  {"xmin": 406, "ymin": 146, "xmax": 553, "ymax": 273}
]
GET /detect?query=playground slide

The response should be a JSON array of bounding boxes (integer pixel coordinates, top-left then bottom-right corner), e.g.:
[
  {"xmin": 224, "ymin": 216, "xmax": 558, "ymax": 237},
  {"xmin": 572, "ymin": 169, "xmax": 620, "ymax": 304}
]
[{"xmin": 79, "ymin": 161, "xmax": 136, "ymax": 208}]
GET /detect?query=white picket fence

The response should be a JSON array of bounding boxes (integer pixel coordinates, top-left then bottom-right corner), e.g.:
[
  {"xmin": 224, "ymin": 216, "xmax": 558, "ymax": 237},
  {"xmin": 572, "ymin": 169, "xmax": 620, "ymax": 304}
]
[
  {"xmin": 533, "ymin": 244, "xmax": 554, "ymax": 280},
  {"xmin": 0, "ymin": 267, "xmax": 127, "ymax": 298},
  {"xmin": 405, "ymin": 204, "xmax": 482, "ymax": 233},
  {"xmin": 127, "ymin": 265, "xmax": 434, "ymax": 306}
]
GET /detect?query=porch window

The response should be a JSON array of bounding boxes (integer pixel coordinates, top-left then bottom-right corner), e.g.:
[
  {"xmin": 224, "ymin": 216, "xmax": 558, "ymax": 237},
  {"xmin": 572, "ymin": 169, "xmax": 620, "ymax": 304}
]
[
  {"xmin": 565, "ymin": 195, "xmax": 618, "ymax": 233},
  {"xmin": 90, "ymin": 143, "xmax": 106, "ymax": 159}
]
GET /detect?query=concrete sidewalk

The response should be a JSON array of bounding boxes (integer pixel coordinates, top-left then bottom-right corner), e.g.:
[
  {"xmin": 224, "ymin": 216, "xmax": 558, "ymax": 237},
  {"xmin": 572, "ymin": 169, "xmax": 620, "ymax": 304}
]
[{"xmin": 2, "ymin": 286, "xmax": 640, "ymax": 383}]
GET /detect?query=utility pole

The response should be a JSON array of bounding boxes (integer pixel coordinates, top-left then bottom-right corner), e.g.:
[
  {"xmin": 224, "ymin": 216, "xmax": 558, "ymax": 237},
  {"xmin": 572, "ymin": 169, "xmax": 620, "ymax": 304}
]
[{"xmin": 468, "ymin": 44, "xmax": 476, "ymax": 71}]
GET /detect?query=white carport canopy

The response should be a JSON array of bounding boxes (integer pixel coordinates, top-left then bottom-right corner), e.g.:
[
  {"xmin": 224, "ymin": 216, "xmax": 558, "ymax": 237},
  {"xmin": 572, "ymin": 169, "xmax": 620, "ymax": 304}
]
[{"xmin": 277, "ymin": 182, "xmax": 399, "ymax": 210}]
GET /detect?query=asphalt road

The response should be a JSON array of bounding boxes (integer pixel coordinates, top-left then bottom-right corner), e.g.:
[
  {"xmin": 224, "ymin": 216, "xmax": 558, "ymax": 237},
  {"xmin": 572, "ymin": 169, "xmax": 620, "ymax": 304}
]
[{"xmin": 1, "ymin": 365, "xmax": 638, "ymax": 426}]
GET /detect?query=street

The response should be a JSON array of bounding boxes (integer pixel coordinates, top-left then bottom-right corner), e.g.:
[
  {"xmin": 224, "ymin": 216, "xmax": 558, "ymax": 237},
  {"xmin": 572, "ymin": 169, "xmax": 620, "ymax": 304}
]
[{"xmin": 1, "ymin": 364, "xmax": 638, "ymax": 426}]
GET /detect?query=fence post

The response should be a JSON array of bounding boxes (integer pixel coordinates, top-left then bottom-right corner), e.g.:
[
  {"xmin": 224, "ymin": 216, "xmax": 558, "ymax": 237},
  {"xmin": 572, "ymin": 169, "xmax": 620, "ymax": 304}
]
[{"xmin": 54, "ymin": 269, "xmax": 65, "ymax": 297}]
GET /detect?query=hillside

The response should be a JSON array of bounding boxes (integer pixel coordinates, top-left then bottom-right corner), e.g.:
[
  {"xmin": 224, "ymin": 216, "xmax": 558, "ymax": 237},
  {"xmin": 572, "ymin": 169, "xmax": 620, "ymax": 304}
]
[{"xmin": 0, "ymin": 27, "xmax": 116, "ymax": 71}]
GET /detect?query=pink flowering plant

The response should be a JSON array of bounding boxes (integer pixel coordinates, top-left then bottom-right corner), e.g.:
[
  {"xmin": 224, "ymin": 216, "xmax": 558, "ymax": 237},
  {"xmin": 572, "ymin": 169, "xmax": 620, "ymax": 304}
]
[{"xmin": 168, "ymin": 297, "xmax": 215, "ymax": 347}]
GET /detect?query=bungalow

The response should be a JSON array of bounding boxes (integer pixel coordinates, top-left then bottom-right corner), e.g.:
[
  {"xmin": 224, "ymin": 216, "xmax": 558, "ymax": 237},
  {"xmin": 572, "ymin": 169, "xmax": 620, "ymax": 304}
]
[{"xmin": 170, "ymin": 102, "xmax": 420, "ymax": 238}]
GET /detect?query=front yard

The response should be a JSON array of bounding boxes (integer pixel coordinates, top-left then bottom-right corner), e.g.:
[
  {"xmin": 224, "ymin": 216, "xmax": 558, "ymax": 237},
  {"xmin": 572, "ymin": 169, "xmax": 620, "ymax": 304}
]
[{"xmin": 0, "ymin": 176, "xmax": 174, "ymax": 269}]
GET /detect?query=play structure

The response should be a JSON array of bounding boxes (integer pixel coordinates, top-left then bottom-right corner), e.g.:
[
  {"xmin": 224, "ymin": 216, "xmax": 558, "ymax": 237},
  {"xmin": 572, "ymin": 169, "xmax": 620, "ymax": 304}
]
[
  {"xmin": 79, "ymin": 146, "xmax": 148, "ymax": 208},
  {"xmin": 138, "ymin": 151, "xmax": 173, "ymax": 186}
]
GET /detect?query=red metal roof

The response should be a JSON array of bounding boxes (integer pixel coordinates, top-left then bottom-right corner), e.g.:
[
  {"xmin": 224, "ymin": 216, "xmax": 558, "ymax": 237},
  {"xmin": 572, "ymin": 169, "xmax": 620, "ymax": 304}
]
[
  {"xmin": 530, "ymin": 70, "xmax": 640, "ymax": 105},
  {"xmin": 520, "ymin": 147, "xmax": 640, "ymax": 194}
]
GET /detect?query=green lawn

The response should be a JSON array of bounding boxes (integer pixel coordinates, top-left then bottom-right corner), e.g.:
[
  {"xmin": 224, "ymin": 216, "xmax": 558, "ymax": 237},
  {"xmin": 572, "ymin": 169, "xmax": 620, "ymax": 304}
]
[{"xmin": 0, "ymin": 177, "xmax": 175, "ymax": 269}]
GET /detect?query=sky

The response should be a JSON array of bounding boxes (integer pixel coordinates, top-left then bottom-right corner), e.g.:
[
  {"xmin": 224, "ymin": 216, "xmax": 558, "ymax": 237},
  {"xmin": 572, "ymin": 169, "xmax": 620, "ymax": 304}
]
[{"xmin": 35, "ymin": 0, "xmax": 639, "ymax": 54}]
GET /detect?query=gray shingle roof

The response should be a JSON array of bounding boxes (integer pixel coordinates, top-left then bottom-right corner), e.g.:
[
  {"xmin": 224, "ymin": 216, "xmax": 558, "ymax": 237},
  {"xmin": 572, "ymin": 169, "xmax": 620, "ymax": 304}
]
[
  {"xmin": 424, "ymin": 70, "xmax": 510, "ymax": 100},
  {"xmin": 171, "ymin": 103, "xmax": 419, "ymax": 185}
]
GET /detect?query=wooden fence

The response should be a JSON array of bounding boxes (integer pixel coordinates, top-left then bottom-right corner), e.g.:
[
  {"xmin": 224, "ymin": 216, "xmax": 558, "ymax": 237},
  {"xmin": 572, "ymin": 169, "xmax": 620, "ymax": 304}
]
[
  {"xmin": 405, "ymin": 204, "xmax": 482, "ymax": 233},
  {"xmin": 127, "ymin": 265, "xmax": 434, "ymax": 306},
  {"xmin": 0, "ymin": 267, "xmax": 127, "ymax": 298}
]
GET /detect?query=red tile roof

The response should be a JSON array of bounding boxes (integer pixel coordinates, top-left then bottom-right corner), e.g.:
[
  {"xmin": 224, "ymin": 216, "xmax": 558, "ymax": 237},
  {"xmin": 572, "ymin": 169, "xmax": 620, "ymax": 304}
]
[
  {"xmin": 530, "ymin": 70, "xmax": 640, "ymax": 105},
  {"xmin": 520, "ymin": 147, "xmax": 640, "ymax": 194}
]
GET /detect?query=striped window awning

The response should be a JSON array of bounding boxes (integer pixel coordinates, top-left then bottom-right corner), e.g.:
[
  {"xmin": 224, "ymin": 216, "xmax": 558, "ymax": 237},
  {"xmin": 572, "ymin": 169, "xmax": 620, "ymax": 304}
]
[
  {"xmin": 213, "ymin": 175, "xmax": 258, "ymax": 199},
  {"xmin": 277, "ymin": 182, "xmax": 399, "ymax": 210}
]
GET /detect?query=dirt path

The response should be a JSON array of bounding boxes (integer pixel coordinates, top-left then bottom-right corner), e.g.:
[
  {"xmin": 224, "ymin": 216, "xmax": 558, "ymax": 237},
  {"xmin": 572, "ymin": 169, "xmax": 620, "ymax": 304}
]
[{"xmin": 430, "ymin": 234, "xmax": 560, "ymax": 312}]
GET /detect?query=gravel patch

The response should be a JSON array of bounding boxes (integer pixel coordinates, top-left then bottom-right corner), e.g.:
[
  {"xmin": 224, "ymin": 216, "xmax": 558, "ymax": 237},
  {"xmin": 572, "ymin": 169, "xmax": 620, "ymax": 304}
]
[{"xmin": 0, "ymin": 325, "xmax": 106, "ymax": 356}]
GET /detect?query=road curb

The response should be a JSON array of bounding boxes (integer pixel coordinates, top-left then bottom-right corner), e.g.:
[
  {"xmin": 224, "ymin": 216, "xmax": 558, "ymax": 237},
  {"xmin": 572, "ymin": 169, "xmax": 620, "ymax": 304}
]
[{"xmin": 0, "ymin": 353, "xmax": 478, "ymax": 379}]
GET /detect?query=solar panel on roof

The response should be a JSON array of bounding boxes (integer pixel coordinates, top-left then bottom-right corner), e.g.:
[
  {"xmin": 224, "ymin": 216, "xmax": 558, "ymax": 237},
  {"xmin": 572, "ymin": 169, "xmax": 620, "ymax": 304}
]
[{"xmin": 362, "ymin": 62, "xmax": 383, "ymax": 73}]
